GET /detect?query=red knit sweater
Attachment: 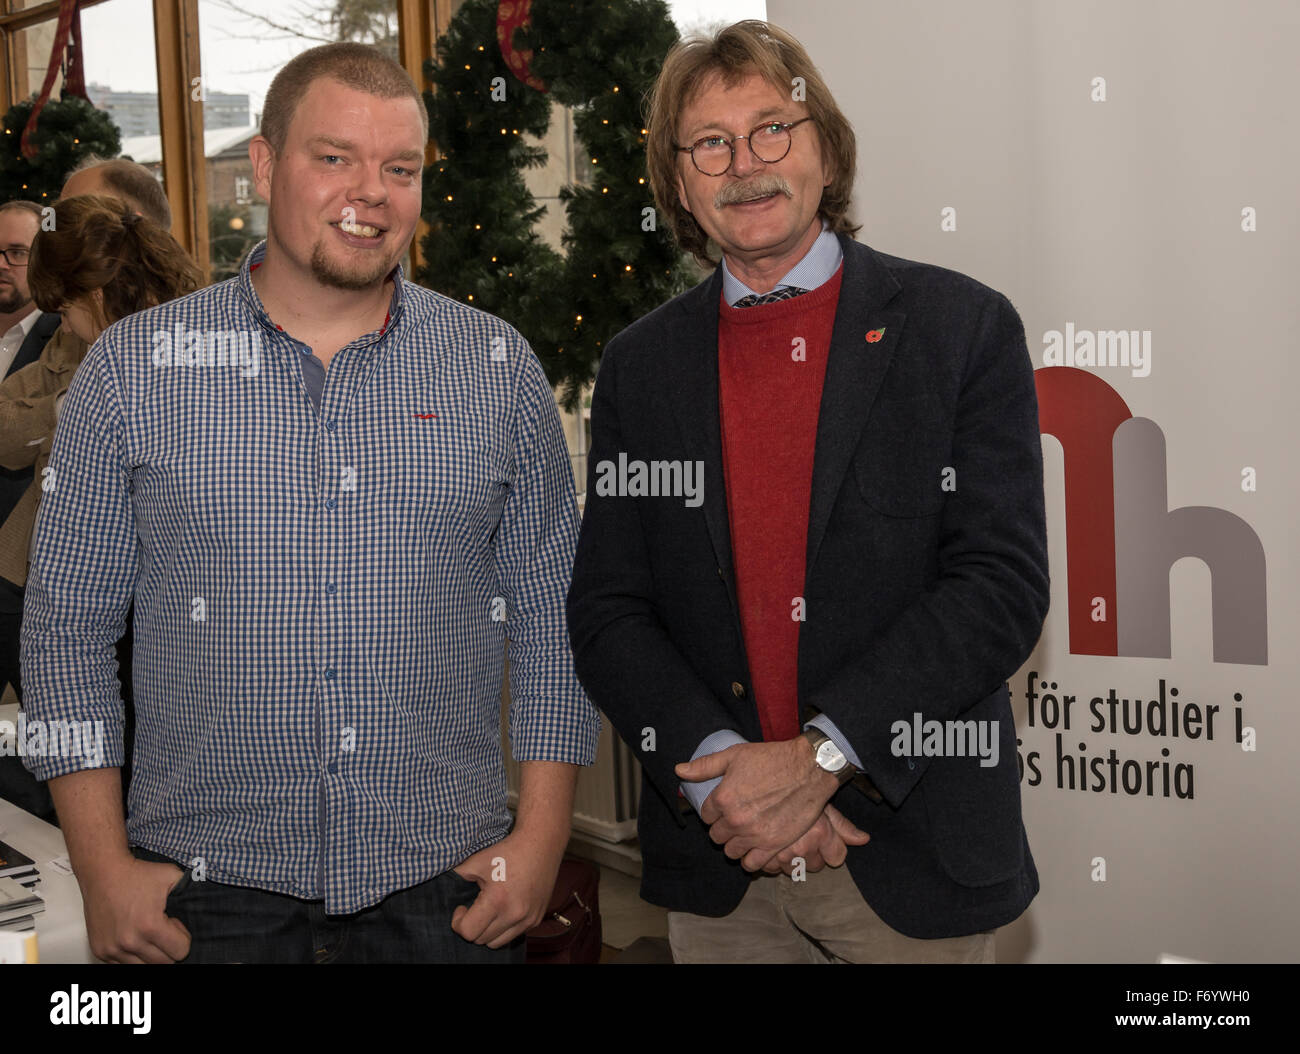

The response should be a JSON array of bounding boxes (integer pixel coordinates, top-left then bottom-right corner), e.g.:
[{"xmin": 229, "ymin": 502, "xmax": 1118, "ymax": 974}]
[{"xmin": 717, "ymin": 265, "xmax": 844, "ymax": 741}]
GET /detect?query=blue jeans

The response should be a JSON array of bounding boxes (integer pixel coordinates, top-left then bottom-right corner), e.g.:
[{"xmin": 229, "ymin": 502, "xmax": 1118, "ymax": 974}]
[{"xmin": 131, "ymin": 846, "xmax": 526, "ymax": 964}]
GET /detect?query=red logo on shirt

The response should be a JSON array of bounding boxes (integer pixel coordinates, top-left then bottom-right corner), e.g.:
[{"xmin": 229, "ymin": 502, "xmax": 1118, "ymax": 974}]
[
  {"xmin": 412, "ymin": 413, "xmax": 438, "ymax": 419},
  {"xmin": 865, "ymin": 328, "xmax": 885, "ymax": 343}
]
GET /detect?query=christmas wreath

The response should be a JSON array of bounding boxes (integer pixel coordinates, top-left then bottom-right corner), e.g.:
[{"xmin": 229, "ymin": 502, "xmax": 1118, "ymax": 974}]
[
  {"xmin": 418, "ymin": 0, "xmax": 695, "ymax": 408},
  {"xmin": 0, "ymin": 95, "xmax": 121, "ymax": 205}
]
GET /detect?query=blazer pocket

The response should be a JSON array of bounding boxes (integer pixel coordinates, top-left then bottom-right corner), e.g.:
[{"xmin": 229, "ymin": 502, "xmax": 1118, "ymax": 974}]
[
  {"xmin": 917, "ymin": 693, "xmax": 1026, "ymax": 887},
  {"xmin": 852, "ymin": 452, "xmax": 948, "ymax": 518}
]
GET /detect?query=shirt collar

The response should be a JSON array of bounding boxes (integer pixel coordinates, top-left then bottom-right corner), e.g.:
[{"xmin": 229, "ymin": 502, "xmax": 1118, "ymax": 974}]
[
  {"xmin": 2, "ymin": 305, "xmax": 42, "ymax": 342},
  {"xmin": 721, "ymin": 221, "xmax": 843, "ymax": 307},
  {"xmin": 238, "ymin": 239, "xmax": 405, "ymax": 337}
]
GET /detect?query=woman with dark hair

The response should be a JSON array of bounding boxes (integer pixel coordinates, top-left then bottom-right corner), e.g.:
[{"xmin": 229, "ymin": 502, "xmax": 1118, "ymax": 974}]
[
  {"xmin": 26, "ymin": 193, "xmax": 203, "ymax": 346},
  {"xmin": 2, "ymin": 194, "xmax": 203, "ymax": 810},
  {"xmin": 0, "ymin": 193, "xmax": 203, "ymax": 552}
]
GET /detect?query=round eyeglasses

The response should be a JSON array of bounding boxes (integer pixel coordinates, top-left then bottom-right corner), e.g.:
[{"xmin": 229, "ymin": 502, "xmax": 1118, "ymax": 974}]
[{"xmin": 675, "ymin": 117, "xmax": 814, "ymax": 176}]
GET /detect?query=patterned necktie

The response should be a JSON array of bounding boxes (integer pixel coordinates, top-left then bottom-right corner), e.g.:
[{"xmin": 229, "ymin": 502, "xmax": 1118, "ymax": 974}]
[{"xmin": 733, "ymin": 285, "xmax": 809, "ymax": 308}]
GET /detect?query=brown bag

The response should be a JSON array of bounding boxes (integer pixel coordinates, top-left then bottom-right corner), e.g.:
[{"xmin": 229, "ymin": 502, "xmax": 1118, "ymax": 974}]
[{"xmin": 525, "ymin": 858, "xmax": 602, "ymax": 964}]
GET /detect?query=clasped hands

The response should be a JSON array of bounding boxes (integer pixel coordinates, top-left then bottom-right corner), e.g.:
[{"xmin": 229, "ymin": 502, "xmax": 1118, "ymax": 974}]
[{"xmin": 675, "ymin": 737, "xmax": 870, "ymax": 875}]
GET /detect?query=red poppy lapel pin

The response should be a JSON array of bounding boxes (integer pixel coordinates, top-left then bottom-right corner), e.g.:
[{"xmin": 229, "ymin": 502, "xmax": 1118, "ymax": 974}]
[{"xmin": 865, "ymin": 327, "xmax": 886, "ymax": 343}]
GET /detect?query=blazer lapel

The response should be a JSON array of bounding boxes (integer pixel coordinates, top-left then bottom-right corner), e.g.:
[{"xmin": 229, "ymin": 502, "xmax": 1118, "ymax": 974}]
[
  {"xmin": 806, "ymin": 238, "xmax": 906, "ymax": 574},
  {"xmin": 6, "ymin": 311, "xmax": 61, "ymax": 378},
  {"xmin": 668, "ymin": 267, "xmax": 735, "ymax": 580},
  {"xmin": 666, "ymin": 240, "xmax": 908, "ymax": 608}
]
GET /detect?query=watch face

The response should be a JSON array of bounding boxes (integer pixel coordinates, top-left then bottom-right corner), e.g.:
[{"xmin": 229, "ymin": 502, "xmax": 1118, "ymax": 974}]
[{"xmin": 816, "ymin": 740, "xmax": 848, "ymax": 772}]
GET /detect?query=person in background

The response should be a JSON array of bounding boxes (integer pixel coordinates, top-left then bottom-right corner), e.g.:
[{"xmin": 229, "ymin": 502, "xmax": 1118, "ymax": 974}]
[
  {"xmin": 58, "ymin": 156, "xmax": 173, "ymax": 229},
  {"xmin": 0, "ymin": 158, "xmax": 173, "ymax": 559},
  {"xmin": 26, "ymin": 192, "xmax": 200, "ymax": 343},
  {"xmin": 0, "ymin": 161, "xmax": 178, "ymax": 818},
  {"xmin": 0, "ymin": 200, "xmax": 63, "ymax": 821},
  {"xmin": 11, "ymin": 196, "xmax": 198, "ymax": 819}
]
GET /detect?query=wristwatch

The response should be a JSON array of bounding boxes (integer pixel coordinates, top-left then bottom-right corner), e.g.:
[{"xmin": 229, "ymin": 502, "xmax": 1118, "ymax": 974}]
[{"xmin": 801, "ymin": 728, "xmax": 856, "ymax": 786}]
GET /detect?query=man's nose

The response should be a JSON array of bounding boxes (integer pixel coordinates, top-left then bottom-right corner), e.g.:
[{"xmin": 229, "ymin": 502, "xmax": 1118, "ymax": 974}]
[
  {"xmin": 348, "ymin": 167, "xmax": 388, "ymax": 206},
  {"xmin": 729, "ymin": 137, "xmax": 762, "ymax": 178}
]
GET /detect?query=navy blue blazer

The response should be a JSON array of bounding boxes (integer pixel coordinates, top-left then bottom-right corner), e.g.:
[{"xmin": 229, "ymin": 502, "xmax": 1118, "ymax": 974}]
[{"xmin": 567, "ymin": 235, "xmax": 1049, "ymax": 939}]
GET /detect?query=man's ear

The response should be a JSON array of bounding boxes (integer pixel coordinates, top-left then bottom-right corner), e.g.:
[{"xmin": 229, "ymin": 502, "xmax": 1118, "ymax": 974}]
[
  {"xmin": 676, "ymin": 171, "xmax": 693, "ymax": 215},
  {"xmin": 248, "ymin": 135, "xmax": 275, "ymax": 203}
]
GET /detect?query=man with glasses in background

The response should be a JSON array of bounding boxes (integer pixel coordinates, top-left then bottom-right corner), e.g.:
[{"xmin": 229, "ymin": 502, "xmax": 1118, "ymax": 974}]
[
  {"xmin": 0, "ymin": 200, "xmax": 63, "ymax": 821},
  {"xmin": 568, "ymin": 20, "xmax": 1049, "ymax": 962}
]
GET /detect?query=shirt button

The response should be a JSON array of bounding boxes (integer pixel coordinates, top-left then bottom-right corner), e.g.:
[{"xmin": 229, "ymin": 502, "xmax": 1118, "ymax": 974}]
[
  {"xmin": 327, "ymin": 762, "xmax": 338, "ymax": 774},
  {"xmin": 324, "ymin": 497, "xmax": 337, "ymax": 511},
  {"xmin": 325, "ymin": 420, "xmax": 337, "ymax": 433},
  {"xmin": 323, "ymin": 667, "xmax": 336, "ymax": 681},
  {"xmin": 731, "ymin": 682, "xmax": 746, "ymax": 699},
  {"xmin": 324, "ymin": 583, "xmax": 337, "ymax": 596}
]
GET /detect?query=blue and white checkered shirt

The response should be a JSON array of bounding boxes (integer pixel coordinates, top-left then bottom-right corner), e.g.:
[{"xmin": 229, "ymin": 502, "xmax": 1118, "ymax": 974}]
[{"xmin": 20, "ymin": 241, "xmax": 600, "ymax": 913}]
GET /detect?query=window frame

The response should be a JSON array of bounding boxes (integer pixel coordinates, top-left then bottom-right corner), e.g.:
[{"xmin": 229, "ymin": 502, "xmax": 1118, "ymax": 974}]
[{"xmin": 0, "ymin": 0, "xmax": 457, "ymax": 282}]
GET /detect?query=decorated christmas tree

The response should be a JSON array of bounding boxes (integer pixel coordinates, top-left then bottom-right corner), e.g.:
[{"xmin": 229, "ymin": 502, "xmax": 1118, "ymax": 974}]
[
  {"xmin": 418, "ymin": 0, "xmax": 694, "ymax": 409},
  {"xmin": 0, "ymin": 95, "xmax": 121, "ymax": 204}
]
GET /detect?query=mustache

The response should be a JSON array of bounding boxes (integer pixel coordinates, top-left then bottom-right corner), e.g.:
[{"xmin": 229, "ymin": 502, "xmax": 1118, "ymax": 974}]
[{"xmin": 713, "ymin": 175, "xmax": 794, "ymax": 209}]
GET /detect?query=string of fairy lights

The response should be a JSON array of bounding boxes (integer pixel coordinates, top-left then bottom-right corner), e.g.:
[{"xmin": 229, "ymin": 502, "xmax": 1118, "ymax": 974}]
[
  {"xmin": 417, "ymin": 0, "xmax": 695, "ymax": 410},
  {"xmin": 0, "ymin": 96, "xmax": 120, "ymax": 203}
]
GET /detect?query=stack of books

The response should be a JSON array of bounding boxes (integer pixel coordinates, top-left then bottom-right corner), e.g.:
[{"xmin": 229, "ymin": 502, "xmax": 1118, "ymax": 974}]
[{"xmin": 0, "ymin": 841, "xmax": 43, "ymax": 931}]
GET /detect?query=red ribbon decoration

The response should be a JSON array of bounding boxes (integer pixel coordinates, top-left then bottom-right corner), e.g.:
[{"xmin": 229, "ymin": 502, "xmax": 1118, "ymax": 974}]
[
  {"xmin": 496, "ymin": 0, "xmax": 547, "ymax": 92},
  {"xmin": 21, "ymin": 0, "xmax": 88, "ymax": 160}
]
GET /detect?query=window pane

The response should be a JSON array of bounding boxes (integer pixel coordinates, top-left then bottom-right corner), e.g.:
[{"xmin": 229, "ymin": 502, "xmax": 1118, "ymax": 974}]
[
  {"xmin": 15, "ymin": 0, "xmax": 169, "ymax": 203},
  {"xmin": 10, "ymin": 16, "xmax": 59, "ymax": 101}
]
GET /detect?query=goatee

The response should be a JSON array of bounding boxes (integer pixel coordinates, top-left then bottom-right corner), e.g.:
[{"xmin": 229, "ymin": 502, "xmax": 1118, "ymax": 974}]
[{"xmin": 310, "ymin": 242, "xmax": 395, "ymax": 291}]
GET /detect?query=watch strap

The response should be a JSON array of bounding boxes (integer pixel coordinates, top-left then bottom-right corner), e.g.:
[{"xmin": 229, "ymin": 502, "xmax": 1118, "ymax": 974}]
[{"xmin": 801, "ymin": 728, "xmax": 856, "ymax": 785}]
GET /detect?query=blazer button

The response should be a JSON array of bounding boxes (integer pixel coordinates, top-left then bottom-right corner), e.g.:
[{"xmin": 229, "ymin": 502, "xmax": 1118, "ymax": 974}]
[{"xmin": 731, "ymin": 682, "xmax": 746, "ymax": 699}]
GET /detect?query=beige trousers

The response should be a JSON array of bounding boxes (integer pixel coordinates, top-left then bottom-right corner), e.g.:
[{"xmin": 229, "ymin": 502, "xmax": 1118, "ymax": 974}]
[{"xmin": 668, "ymin": 863, "xmax": 995, "ymax": 964}]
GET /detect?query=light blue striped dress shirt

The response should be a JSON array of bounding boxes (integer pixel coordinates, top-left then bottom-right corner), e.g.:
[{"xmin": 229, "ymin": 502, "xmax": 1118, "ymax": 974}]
[{"xmin": 20, "ymin": 241, "xmax": 600, "ymax": 913}]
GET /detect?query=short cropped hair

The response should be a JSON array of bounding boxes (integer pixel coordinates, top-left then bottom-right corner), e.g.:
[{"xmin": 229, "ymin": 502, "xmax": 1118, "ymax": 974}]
[
  {"xmin": 259, "ymin": 42, "xmax": 429, "ymax": 155},
  {"xmin": 645, "ymin": 20, "xmax": 859, "ymax": 265},
  {"xmin": 65, "ymin": 155, "xmax": 172, "ymax": 230},
  {"xmin": 0, "ymin": 200, "xmax": 42, "ymax": 223}
]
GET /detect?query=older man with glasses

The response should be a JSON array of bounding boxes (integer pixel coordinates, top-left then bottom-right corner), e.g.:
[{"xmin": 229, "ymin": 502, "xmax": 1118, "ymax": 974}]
[{"xmin": 568, "ymin": 20, "xmax": 1049, "ymax": 963}]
